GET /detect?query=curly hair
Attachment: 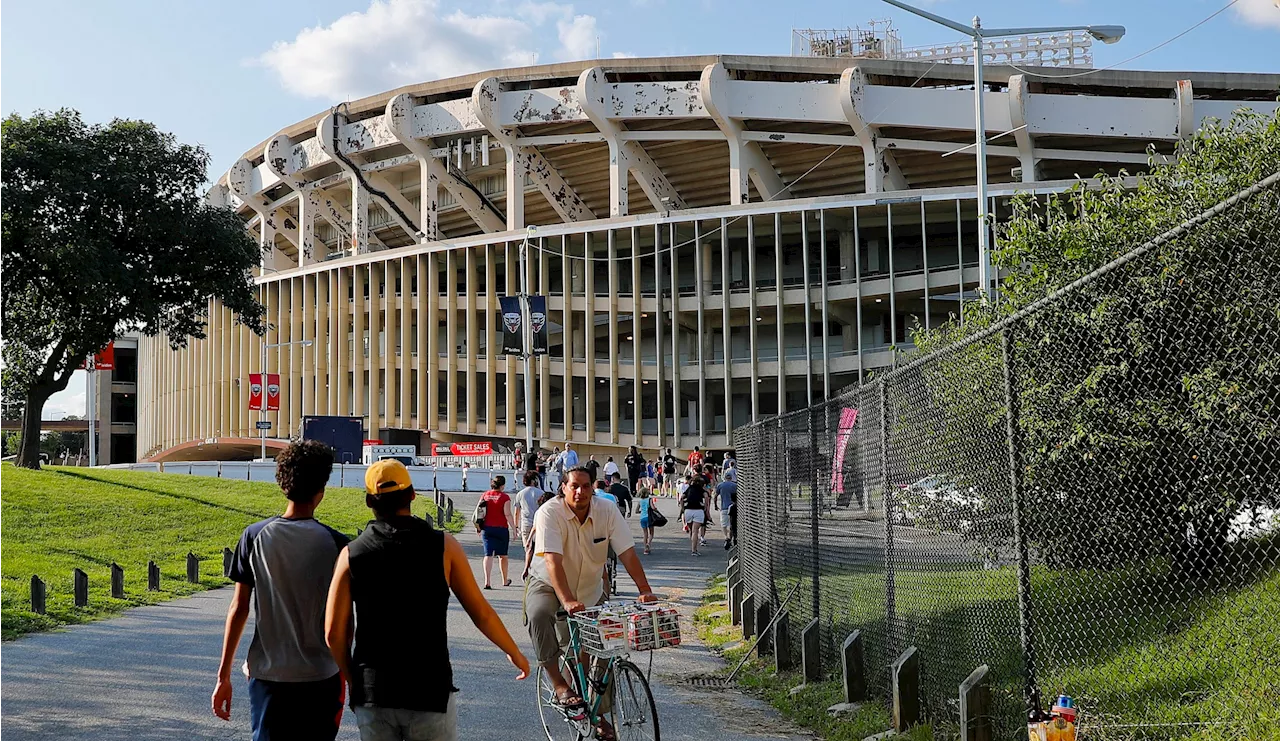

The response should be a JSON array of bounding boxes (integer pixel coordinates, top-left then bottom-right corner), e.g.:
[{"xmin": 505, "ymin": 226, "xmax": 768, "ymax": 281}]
[{"xmin": 275, "ymin": 440, "xmax": 335, "ymax": 502}]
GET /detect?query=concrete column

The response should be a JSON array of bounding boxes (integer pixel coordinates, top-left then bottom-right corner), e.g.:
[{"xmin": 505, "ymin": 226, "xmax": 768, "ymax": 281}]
[
  {"xmin": 465, "ymin": 247, "xmax": 478, "ymax": 432},
  {"xmin": 507, "ymin": 241, "xmax": 520, "ymax": 439},
  {"xmin": 608, "ymin": 231, "xmax": 620, "ymax": 444},
  {"xmin": 415, "ymin": 256, "xmax": 428, "ymax": 428},
  {"xmin": 561, "ymin": 237, "xmax": 574, "ymax": 436},
  {"xmin": 383, "ymin": 260, "xmax": 397, "ymax": 430},
  {"xmin": 426, "ymin": 253, "xmax": 440, "ymax": 432},
  {"xmin": 352, "ymin": 268, "xmax": 366, "ymax": 426},
  {"xmin": 669, "ymin": 225, "xmax": 681, "ymax": 447},
  {"xmin": 446, "ymin": 250, "xmax": 459, "ymax": 431},
  {"xmin": 400, "ymin": 257, "xmax": 412, "ymax": 428},
  {"xmin": 538, "ymin": 242, "xmax": 552, "ymax": 441},
  {"xmin": 485, "ymin": 245, "xmax": 498, "ymax": 435},
  {"xmin": 584, "ymin": 233, "xmax": 596, "ymax": 439}
]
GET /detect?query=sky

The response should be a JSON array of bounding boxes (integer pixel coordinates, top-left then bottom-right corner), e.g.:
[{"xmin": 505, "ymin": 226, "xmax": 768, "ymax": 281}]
[{"xmin": 4, "ymin": 0, "xmax": 1278, "ymax": 419}]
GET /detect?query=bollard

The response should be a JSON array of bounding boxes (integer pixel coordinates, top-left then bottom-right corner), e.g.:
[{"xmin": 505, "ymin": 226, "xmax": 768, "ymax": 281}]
[
  {"xmin": 186, "ymin": 552, "xmax": 199, "ymax": 584},
  {"xmin": 423, "ymin": 512, "xmax": 433, "ymax": 529},
  {"xmin": 773, "ymin": 611, "xmax": 792, "ymax": 672},
  {"xmin": 111, "ymin": 563, "xmax": 125, "ymax": 600},
  {"xmin": 801, "ymin": 617, "xmax": 820, "ymax": 683},
  {"xmin": 223, "ymin": 547, "xmax": 234, "ymax": 578},
  {"xmin": 842, "ymin": 630, "xmax": 868, "ymax": 704},
  {"xmin": 726, "ymin": 556, "xmax": 739, "ymax": 586},
  {"xmin": 74, "ymin": 568, "xmax": 89, "ymax": 607},
  {"xmin": 31, "ymin": 575, "xmax": 46, "ymax": 615},
  {"xmin": 148, "ymin": 561, "xmax": 160, "ymax": 591},
  {"xmin": 891, "ymin": 646, "xmax": 921, "ymax": 733},
  {"xmin": 445, "ymin": 498, "xmax": 454, "ymax": 523},
  {"xmin": 959, "ymin": 664, "xmax": 992, "ymax": 741},
  {"xmin": 728, "ymin": 580, "xmax": 744, "ymax": 626},
  {"xmin": 741, "ymin": 592, "xmax": 756, "ymax": 638},
  {"xmin": 755, "ymin": 601, "xmax": 773, "ymax": 656}
]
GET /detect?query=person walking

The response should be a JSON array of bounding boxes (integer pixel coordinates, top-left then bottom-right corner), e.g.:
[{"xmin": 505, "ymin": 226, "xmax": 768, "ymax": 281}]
[
  {"xmin": 635, "ymin": 483, "xmax": 657, "ymax": 555},
  {"xmin": 513, "ymin": 471, "xmax": 545, "ymax": 553},
  {"xmin": 679, "ymin": 476, "xmax": 708, "ymax": 557},
  {"xmin": 545, "ymin": 447, "xmax": 563, "ymax": 495},
  {"xmin": 661, "ymin": 448, "xmax": 679, "ymax": 497},
  {"xmin": 624, "ymin": 446, "xmax": 646, "ymax": 493},
  {"xmin": 213, "ymin": 440, "xmax": 348, "ymax": 741},
  {"xmin": 685, "ymin": 446, "xmax": 704, "ymax": 477},
  {"xmin": 561, "ymin": 442, "xmax": 579, "ymax": 468},
  {"xmin": 478, "ymin": 476, "xmax": 516, "ymax": 589},
  {"xmin": 325, "ymin": 460, "xmax": 530, "ymax": 741},
  {"xmin": 584, "ymin": 454, "xmax": 601, "ymax": 484},
  {"xmin": 602, "ymin": 456, "xmax": 619, "ymax": 481},
  {"xmin": 715, "ymin": 471, "xmax": 737, "ymax": 549},
  {"xmin": 607, "ymin": 473, "xmax": 632, "ymax": 518}
]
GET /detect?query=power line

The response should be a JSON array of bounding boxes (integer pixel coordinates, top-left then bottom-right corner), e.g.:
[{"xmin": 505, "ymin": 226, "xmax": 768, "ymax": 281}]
[{"xmin": 1006, "ymin": 0, "xmax": 1240, "ymax": 80}]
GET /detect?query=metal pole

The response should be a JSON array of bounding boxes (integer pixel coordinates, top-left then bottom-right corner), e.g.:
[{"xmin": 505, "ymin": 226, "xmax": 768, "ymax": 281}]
[
  {"xmin": 880, "ymin": 381, "xmax": 895, "ymax": 657},
  {"xmin": 520, "ymin": 236, "xmax": 534, "ymax": 455},
  {"xmin": 972, "ymin": 19, "xmax": 991, "ymax": 301},
  {"xmin": 87, "ymin": 361, "xmax": 96, "ymax": 467},
  {"xmin": 1002, "ymin": 326, "xmax": 1040, "ymax": 713},
  {"xmin": 261, "ymin": 341, "xmax": 267, "ymax": 460}
]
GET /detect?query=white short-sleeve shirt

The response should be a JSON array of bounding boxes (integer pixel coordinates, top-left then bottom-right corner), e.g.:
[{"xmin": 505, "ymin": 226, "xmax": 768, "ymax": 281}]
[{"xmin": 531, "ymin": 496, "xmax": 635, "ymax": 606}]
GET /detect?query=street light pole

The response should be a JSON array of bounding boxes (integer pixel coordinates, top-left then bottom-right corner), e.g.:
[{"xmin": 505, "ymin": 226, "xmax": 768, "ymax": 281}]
[
  {"xmin": 519, "ymin": 227, "xmax": 536, "ymax": 457},
  {"xmin": 880, "ymin": 0, "xmax": 1124, "ymax": 301}
]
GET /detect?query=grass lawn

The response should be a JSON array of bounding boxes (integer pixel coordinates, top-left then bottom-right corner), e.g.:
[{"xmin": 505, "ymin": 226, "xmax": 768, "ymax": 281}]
[
  {"xmin": 692, "ymin": 574, "xmax": 935, "ymax": 741},
  {"xmin": 1, "ymin": 464, "xmax": 464, "ymax": 640}
]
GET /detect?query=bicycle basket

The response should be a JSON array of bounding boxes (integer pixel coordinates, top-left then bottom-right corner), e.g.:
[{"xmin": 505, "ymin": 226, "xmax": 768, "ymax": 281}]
[{"xmin": 569, "ymin": 602, "xmax": 681, "ymax": 658}]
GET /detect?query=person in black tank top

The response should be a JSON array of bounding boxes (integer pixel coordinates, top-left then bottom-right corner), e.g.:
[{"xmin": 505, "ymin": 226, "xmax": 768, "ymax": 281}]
[{"xmin": 325, "ymin": 460, "xmax": 531, "ymax": 740}]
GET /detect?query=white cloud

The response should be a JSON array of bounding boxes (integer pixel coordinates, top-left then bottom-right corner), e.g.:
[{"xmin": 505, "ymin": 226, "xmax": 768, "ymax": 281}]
[
  {"xmin": 257, "ymin": 0, "xmax": 613, "ymax": 100},
  {"xmin": 43, "ymin": 373, "xmax": 86, "ymax": 420},
  {"xmin": 1233, "ymin": 0, "xmax": 1280, "ymax": 30}
]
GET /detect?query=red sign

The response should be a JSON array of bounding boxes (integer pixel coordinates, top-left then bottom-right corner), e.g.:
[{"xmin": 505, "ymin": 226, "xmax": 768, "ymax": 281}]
[
  {"xmin": 431, "ymin": 442, "xmax": 493, "ymax": 456},
  {"xmin": 265, "ymin": 373, "xmax": 280, "ymax": 411},
  {"xmin": 248, "ymin": 373, "xmax": 264, "ymax": 410},
  {"xmin": 78, "ymin": 343, "xmax": 115, "ymax": 371}
]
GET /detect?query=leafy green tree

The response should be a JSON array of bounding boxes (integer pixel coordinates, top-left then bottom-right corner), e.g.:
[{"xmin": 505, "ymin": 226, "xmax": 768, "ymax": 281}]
[
  {"xmin": 2, "ymin": 109, "xmax": 264, "ymax": 469},
  {"xmin": 912, "ymin": 110, "xmax": 1280, "ymax": 568}
]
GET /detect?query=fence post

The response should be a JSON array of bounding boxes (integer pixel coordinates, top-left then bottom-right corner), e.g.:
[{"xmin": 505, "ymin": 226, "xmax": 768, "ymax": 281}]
[
  {"xmin": 111, "ymin": 563, "xmax": 125, "ymax": 599},
  {"xmin": 186, "ymin": 552, "xmax": 199, "ymax": 584},
  {"xmin": 755, "ymin": 601, "xmax": 773, "ymax": 655},
  {"xmin": 73, "ymin": 568, "xmax": 89, "ymax": 607},
  {"xmin": 742, "ymin": 592, "xmax": 756, "ymax": 638},
  {"xmin": 222, "ymin": 547, "xmax": 234, "ymax": 578},
  {"xmin": 773, "ymin": 611, "xmax": 792, "ymax": 672},
  {"xmin": 30, "ymin": 575, "xmax": 46, "ymax": 615},
  {"xmin": 842, "ymin": 630, "xmax": 868, "ymax": 703},
  {"xmin": 801, "ymin": 617, "xmax": 821, "ymax": 684},
  {"xmin": 959, "ymin": 664, "xmax": 993, "ymax": 741},
  {"xmin": 1002, "ymin": 327, "xmax": 1041, "ymax": 712},
  {"xmin": 807, "ymin": 405, "xmax": 821, "ymax": 656},
  {"xmin": 729, "ymin": 579, "xmax": 744, "ymax": 626},
  {"xmin": 445, "ymin": 498, "xmax": 454, "ymax": 523},
  {"xmin": 891, "ymin": 645, "xmax": 921, "ymax": 732},
  {"xmin": 879, "ymin": 381, "xmax": 896, "ymax": 658},
  {"xmin": 148, "ymin": 561, "xmax": 160, "ymax": 591}
]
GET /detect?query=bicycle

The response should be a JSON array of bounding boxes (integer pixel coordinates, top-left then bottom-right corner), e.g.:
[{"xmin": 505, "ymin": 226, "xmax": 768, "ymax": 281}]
[
  {"xmin": 536, "ymin": 600, "xmax": 680, "ymax": 741},
  {"xmin": 605, "ymin": 554, "xmax": 619, "ymax": 598}
]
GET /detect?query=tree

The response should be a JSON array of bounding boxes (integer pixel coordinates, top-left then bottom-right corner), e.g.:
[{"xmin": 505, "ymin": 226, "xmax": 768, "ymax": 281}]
[
  {"xmin": 2, "ymin": 109, "xmax": 265, "ymax": 469},
  {"xmin": 912, "ymin": 110, "xmax": 1280, "ymax": 568}
]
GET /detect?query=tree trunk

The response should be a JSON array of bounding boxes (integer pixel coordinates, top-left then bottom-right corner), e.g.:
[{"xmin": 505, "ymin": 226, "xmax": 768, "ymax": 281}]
[{"xmin": 16, "ymin": 386, "xmax": 55, "ymax": 469}]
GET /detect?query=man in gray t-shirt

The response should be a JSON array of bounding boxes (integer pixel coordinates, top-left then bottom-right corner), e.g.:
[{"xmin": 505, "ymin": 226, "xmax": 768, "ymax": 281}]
[{"xmin": 213, "ymin": 440, "xmax": 348, "ymax": 741}]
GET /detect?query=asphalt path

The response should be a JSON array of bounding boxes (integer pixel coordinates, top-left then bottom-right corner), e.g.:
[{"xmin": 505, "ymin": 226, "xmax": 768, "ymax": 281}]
[{"xmin": 2, "ymin": 492, "xmax": 810, "ymax": 741}]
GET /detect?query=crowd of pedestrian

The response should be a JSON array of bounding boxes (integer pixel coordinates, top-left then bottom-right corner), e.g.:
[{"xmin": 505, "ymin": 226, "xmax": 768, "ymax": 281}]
[{"xmin": 212, "ymin": 438, "xmax": 733, "ymax": 740}]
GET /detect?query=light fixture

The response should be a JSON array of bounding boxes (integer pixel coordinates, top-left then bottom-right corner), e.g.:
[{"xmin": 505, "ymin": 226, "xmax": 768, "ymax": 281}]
[
  {"xmin": 628, "ymin": 400, "xmax": 634, "ymax": 405},
  {"xmin": 755, "ymin": 316, "xmax": 763, "ymax": 322},
  {"xmin": 626, "ymin": 335, "xmax": 633, "ymax": 340},
  {"xmin": 875, "ymin": 298, "xmax": 883, "ymax": 303},
  {"xmin": 641, "ymin": 313, "xmax": 648, "ymax": 318}
]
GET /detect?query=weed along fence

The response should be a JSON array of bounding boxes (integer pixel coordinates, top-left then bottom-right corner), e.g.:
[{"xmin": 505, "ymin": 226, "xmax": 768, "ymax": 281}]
[{"xmin": 729, "ymin": 173, "xmax": 1280, "ymax": 739}]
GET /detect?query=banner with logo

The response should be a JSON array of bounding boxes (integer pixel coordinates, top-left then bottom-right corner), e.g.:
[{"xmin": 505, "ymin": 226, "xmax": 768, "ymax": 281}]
[
  {"xmin": 249, "ymin": 373, "xmax": 265, "ymax": 410},
  {"xmin": 265, "ymin": 373, "xmax": 281, "ymax": 411},
  {"xmin": 529, "ymin": 295, "xmax": 549, "ymax": 355},
  {"xmin": 499, "ymin": 296, "xmax": 524, "ymax": 355},
  {"xmin": 451, "ymin": 441, "xmax": 493, "ymax": 456}
]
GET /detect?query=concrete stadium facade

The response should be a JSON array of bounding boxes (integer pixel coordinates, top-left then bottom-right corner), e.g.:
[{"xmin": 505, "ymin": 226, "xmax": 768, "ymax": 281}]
[{"xmin": 135, "ymin": 55, "xmax": 1279, "ymax": 461}]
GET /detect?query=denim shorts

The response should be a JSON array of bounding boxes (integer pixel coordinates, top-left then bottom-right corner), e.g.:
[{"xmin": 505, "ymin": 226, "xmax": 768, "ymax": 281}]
[
  {"xmin": 353, "ymin": 694, "xmax": 457, "ymax": 741},
  {"xmin": 481, "ymin": 525, "xmax": 510, "ymax": 556},
  {"xmin": 247, "ymin": 673, "xmax": 342, "ymax": 741}
]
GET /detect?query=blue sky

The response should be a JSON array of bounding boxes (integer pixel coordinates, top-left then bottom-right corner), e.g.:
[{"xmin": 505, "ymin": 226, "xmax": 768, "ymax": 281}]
[{"xmin": 4, "ymin": 0, "xmax": 1277, "ymax": 418}]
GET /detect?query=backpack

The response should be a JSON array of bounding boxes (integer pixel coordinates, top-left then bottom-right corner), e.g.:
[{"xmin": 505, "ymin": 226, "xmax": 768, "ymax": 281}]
[{"xmin": 472, "ymin": 498, "xmax": 488, "ymax": 531}]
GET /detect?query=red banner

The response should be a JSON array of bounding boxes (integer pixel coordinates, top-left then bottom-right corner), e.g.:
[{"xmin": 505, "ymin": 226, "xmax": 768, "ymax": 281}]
[
  {"xmin": 265, "ymin": 373, "xmax": 281, "ymax": 411},
  {"xmin": 248, "ymin": 373, "xmax": 264, "ymax": 410},
  {"xmin": 78, "ymin": 343, "xmax": 115, "ymax": 371},
  {"xmin": 446, "ymin": 442, "xmax": 493, "ymax": 456}
]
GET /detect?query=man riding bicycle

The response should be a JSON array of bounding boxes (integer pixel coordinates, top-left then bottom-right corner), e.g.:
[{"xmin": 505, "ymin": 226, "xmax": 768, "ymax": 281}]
[{"xmin": 526, "ymin": 464, "xmax": 658, "ymax": 741}]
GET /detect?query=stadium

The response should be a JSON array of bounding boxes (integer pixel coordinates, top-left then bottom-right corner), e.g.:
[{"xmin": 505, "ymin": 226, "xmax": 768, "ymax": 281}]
[{"xmin": 130, "ymin": 38, "xmax": 1279, "ymax": 462}]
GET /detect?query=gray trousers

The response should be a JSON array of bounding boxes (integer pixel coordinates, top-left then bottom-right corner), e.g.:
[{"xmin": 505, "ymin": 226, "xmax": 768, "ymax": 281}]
[
  {"xmin": 353, "ymin": 694, "xmax": 457, "ymax": 741},
  {"xmin": 524, "ymin": 577, "xmax": 612, "ymax": 712}
]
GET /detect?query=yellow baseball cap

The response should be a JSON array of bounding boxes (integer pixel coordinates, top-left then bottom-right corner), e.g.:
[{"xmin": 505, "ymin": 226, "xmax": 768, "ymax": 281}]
[{"xmin": 365, "ymin": 459, "xmax": 413, "ymax": 496}]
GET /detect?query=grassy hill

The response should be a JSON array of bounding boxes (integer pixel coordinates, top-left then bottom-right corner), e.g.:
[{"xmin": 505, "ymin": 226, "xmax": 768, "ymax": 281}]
[{"xmin": 1, "ymin": 464, "xmax": 463, "ymax": 640}]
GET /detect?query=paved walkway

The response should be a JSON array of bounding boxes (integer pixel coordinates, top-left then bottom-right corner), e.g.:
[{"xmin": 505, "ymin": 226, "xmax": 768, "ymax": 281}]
[{"xmin": 2, "ymin": 494, "xmax": 809, "ymax": 740}]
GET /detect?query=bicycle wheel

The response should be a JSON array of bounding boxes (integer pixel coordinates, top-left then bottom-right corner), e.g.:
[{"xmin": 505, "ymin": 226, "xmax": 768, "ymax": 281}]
[
  {"xmin": 537, "ymin": 663, "xmax": 589, "ymax": 741},
  {"xmin": 611, "ymin": 659, "xmax": 660, "ymax": 741}
]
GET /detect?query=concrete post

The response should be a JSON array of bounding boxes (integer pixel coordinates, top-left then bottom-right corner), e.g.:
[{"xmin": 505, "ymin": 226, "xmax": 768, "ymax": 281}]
[
  {"xmin": 110, "ymin": 563, "xmax": 125, "ymax": 600},
  {"xmin": 222, "ymin": 547, "xmax": 234, "ymax": 578},
  {"xmin": 728, "ymin": 579, "xmax": 744, "ymax": 627},
  {"xmin": 959, "ymin": 664, "xmax": 992, "ymax": 741},
  {"xmin": 842, "ymin": 630, "xmax": 868, "ymax": 703},
  {"xmin": 73, "ymin": 568, "xmax": 88, "ymax": 607},
  {"xmin": 773, "ymin": 611, "xmax": 792, "ymax": 672},
  {"xmin": 186, "ymin": 553, "xmax": 199, "ymax": 584},
  {"xmin": 741, "ymin": 592, "xmax": 756, "ymax": 638},
  {"xmin": 445, "ymin": 498, "xmax": 454, "ymax": 522},
  {"xmin": 30, "ymin": 575, "xmax": 46, "ymax": 615},
  {"xmin": 801, "ymin": 617, "xmax": 821, "ymax": 683},
  {"xmin": 148, "ymin": 561, "xmax": 160, "ymax": 591},
  {"xmin": 891, "ymin": 646, "xmax": 921, "ymax": 733},
  {"xmin": 726, "ymin": 556, "xmax": 739, "ymax": 586}
]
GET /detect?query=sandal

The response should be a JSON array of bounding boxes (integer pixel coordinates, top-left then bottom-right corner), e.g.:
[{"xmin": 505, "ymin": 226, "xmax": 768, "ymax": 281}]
[
  {"xmin": 593, "ymin": 718, "xmax": 617, "ymax": 741},
  {"xmin": 504, "ymin": 579, "xmax": 513, "ymax": 587},
  {"xmin": 483, "ymin": 585, "xmax": 492, "ymax": 590},
  {"xmin": 554, "ymin": 689, "xmax": 587, "ymax": 720}
]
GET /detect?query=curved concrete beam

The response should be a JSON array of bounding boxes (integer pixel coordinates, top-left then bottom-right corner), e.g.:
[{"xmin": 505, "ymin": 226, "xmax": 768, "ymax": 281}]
[
  {"xmin": 839, "ymin": 67, "xmax": 908, "ymax": 193},
  {"xmin": 699, "ymin": 63, "xmax": 785, "ymax": 204}
]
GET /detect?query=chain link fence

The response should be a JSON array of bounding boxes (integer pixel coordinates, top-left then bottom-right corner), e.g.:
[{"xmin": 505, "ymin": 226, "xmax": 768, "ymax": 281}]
[{"xmin": 732, "ymin": 172, "xmax": 1280, "ymax": 739}]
